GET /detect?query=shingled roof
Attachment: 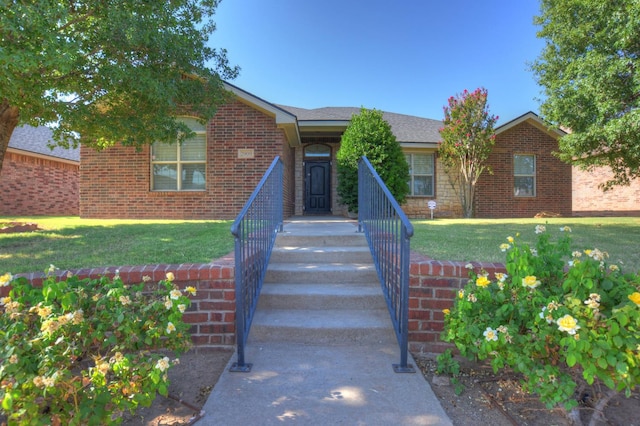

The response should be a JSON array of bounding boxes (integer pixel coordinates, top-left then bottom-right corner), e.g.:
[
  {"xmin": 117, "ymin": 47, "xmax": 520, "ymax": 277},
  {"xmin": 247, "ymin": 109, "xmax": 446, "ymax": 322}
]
[
  {"xmin": 277, "ymin": 105, "xmax": 442, "ymax": 144},
  {"xmin": 8, "ymin": 125, "xmax": 80, "ymax": 162}
]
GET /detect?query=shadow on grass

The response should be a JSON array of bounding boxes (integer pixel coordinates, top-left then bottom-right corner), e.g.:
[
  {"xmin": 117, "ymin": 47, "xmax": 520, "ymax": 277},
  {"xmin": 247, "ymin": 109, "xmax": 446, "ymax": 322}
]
[{"xmin": 0, "ymin": 222, "xmax": 234, "ymax": 274}]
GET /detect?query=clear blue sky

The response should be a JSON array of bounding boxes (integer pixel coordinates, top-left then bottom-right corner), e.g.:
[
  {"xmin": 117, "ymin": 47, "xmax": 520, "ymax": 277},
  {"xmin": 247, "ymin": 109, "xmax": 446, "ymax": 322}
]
[{"xmin": 210, "ymin": 1, "xmax": 545, "ymax": 124}]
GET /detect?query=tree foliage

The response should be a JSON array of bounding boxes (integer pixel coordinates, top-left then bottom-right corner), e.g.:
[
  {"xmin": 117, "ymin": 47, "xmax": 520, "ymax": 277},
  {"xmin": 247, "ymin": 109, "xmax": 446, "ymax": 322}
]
[
  {"xmin": 532, "ymin": 0, "xmax": 640, "ymax": 189},
  {"xmin": 336, "ymin": 108, "xmax": 409, "ymax": 213},
  {"xmin": 438, "ymin": 88, "xmax": 498, "ymax": 218},
  {"xmin": 0, "ymin": 0, "xmax": 239, "ymax": 174}
]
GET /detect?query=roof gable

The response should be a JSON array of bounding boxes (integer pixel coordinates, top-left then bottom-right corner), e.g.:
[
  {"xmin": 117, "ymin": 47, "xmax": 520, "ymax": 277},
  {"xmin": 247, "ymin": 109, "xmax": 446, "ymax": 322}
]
[
  {"xmin": 8, "ymin": 126, "xmax": 80, "ymax": 163},
  {"xmin": 495, "ymin": 111, "xmax": 566, "ymax": 139}
]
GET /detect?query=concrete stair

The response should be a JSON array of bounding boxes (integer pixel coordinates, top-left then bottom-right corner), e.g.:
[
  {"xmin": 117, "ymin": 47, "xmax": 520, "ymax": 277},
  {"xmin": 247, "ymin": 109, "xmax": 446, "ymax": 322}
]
[{"xmin": 249, "ymin": 220, "xmax": 395, "ymax": 345}]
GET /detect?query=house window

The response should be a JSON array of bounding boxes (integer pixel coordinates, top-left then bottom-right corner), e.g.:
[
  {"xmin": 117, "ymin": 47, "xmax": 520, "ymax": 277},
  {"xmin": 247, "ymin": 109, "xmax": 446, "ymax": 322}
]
[
  {"xmin": 405, "ymin": 153, "xmax": 434, "ymax": 196},
  {"xmin": 304, "ymin": 144, "xmax": 331, "ymax": 158},
  {"xmin": 151, "ymin": 118, "xmax": 206, "ymax": 191},
  {"xmin": 514, "ymin": 154, "xmax": 535, "ymax": 197}
]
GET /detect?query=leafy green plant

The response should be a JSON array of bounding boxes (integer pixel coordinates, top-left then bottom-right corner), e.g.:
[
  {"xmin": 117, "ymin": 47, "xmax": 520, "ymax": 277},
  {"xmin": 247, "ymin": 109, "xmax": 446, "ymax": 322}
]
[
  {"xmin": 442, "ymin": 225, "xmax": 640, "ymax": 425},
  {"xmin": 435, "ymin": 349, "xmax": 464, "ymax": 395},
  {"xmin": 336, "ymin": 108, "xmax": 409, "ymax": 213},
  {"xmin": 0, "ymin": 267, "xmax": 194, "ymax": 425}
]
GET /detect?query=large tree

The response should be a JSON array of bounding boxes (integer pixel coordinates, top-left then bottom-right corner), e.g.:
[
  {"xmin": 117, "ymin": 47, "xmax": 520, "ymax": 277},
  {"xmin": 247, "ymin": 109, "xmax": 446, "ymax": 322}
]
[
  {"xmin": 532, "ymin": 0, "xmax": 640, "ymax": 189},
  {"xmin": 438, "ymin": 88, "xmax": 498, "ymax": 218},
  {"xmin": 0, "ymin": 1, "xmax": 238, "ymax": 174},
  {"xmin": 337, "ymin": 108, "xmax": 409, "ymax": 213}
]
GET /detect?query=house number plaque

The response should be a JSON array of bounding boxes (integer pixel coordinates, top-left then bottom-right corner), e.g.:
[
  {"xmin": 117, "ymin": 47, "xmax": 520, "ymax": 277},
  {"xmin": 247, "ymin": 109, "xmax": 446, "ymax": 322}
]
[{"xmin": 237, "ymin": 149, "xmax": 255, "ymax": 159}]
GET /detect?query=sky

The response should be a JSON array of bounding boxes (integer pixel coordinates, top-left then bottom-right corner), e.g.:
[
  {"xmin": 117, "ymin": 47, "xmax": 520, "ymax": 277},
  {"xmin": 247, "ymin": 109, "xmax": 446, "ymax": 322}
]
[{"xmin": 209, "ymin": 1, "xmax": 546, "ymax": 124}]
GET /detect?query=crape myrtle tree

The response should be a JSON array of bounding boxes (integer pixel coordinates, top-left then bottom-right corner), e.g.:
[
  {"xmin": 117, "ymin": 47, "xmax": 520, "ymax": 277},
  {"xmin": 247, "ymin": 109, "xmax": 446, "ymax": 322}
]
[
  {"xmin": 0, "ymin": 0, "xmax": 239, "ymax": 175},
  {"xmin": 438, "ymin": 88, "xmax": 498, "ymax": 218},
  {"xmin": 532, "ymin": 0, "xmax": 640, "ymax": 189},
  {"xmin": 336, "ymin": 108, "xmax": 409, "ymax": 213}
]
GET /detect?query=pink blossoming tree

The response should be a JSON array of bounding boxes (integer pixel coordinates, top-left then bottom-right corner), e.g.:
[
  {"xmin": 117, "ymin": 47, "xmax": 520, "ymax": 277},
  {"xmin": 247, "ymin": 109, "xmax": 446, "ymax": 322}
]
[{"xmin": 438, "ymin": 88, "xmax": 498, "ymax": 218}]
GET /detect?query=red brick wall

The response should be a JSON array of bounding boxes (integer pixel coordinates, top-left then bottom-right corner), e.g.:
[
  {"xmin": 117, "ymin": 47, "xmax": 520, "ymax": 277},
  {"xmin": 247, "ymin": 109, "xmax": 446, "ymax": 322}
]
[
  {"xmin": 0, "ymin": 151, "xmax": 79, "ymax": 216},
  {"xmin": 80, "ymin": 99, "xmax": 292, "ymax": 219},
  {"xmin": 408, "ymin": 252, "xmax": 506, "ymax": 354},
  {"xmin": 475, "ymin": 122, "xmax": 572, "ymax": 218},
  {"xmin": 573, "ymin": 166, "xmax": 640, "ymax": 216},
  {"xmin": 11, "ymin": 257, "xmax": 236, "ymax": 349}
]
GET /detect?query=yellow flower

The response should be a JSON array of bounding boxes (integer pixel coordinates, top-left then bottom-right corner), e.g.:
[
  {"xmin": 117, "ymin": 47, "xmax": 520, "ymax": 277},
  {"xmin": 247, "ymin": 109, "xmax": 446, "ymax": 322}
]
[
  {"xmin": 166, "ymin": 272, "xmax": 175, "ymax": 282},
  {"xmin": 476, "ymin": 276, "xmax": 491, "ymax": 288},
  {"xmin": 442, "ymin": 308, "xmax": 450, "ymax": 315},
  {"xmin": 119, "ymin": 295, "xmax": 131, "ymax": 306},
  {"xmin": 629, "ymin": 292, "xmax": 640, "ymax": 306},
  {"xmin": 458, "ymin": 290, "xmax": 464, "ymax": 299},
  {"xmin": 0, "ymin": 296, "xmax": 10, "ymax": 305},
  {"xmin": 557, "ymin": 314, "xmax": 580, "ymax": 335},
  {"xmin": 522, "ymin": 275, "xmax": 541, "ymax": 289},
  {"xmin": 0, "ymin": 272, "xmax": 13, "ymax": 287},
  {"xmin": 185, "ymin": 286, "xmax": 197, "ymax": 296},
  {"xmin": 507, "ymin": 236, "xmax": 514, "ymax": 243},
  {"xmin": 500, "ymin": 243, "xmax": 511, "ymax": 252},
  {"xmin": 560, "ymin": 226, "xmax": 572, "ymax": 233},
  {"xmin": 9, "ymin": 355, "xmax": 18, "ymax": 364},
  {"xmin": 494, "ymin": 272, "xmax": 507, "ymax": 282}
]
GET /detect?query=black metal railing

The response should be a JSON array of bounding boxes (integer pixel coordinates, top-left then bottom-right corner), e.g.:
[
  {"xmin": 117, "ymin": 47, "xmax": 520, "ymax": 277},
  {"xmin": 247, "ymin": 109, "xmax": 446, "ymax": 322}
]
[
  {"xmin": 358, "ymin": 156, "xmax": 415, "ymax": 373},
  {"xmin": 230, "ymin": 156, "xmax": 283, "ymax": 372}
]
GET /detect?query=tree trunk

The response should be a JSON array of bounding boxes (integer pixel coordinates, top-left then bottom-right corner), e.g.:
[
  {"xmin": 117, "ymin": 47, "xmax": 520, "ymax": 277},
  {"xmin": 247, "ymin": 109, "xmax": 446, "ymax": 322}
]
[{"xmin": 0, "ymin": 100, "xmax": 20, "ymax": 176}]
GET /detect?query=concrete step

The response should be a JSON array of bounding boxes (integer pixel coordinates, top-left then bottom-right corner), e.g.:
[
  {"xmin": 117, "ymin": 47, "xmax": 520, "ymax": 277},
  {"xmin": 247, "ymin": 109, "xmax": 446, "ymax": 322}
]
[
  {"xmin": 264, "ymin": 262, "xmax": 379, "ymax": 284},
  {"xmin": 258, "ymin": 283, "xmax": 386, "ymax": 310},
  {"xmin": 270, "ymin": 245, "xmax": 373, "ymax": 264},
  {"xmin": 248, "ymin": 308, "xmax": 396, "ymax": 345},
  {"xmin": 275, "ymin": 233, "xmax": 367, "ymax": 248}
]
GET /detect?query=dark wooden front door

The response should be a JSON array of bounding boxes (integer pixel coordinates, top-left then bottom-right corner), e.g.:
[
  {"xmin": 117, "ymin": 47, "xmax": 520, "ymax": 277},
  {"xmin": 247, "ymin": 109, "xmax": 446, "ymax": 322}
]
[{"xmin": 305, "ymin": 161, "xmax": 331, "ymax": 214}]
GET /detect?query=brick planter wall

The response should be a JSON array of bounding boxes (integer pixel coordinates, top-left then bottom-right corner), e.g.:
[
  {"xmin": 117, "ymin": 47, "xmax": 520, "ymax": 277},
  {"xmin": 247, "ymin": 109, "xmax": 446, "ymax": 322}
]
[
  {"xmin": 9, "ymin": 253, "xmax": 505, "ymax": 354},
  {"xmin": 10, "ymin": 256, "xmax": 236, "ymax": 349},
  {"xmin": 408, "ymin": 252, "xmax": 506, "ymax": 354}
]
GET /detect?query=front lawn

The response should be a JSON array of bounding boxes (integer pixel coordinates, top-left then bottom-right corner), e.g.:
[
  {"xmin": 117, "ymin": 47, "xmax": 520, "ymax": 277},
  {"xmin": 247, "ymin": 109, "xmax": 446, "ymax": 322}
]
[
  {"xmin": 0, "ymin": 217, "xmax": 234, "ymax": 274},
  {"xmin": 1, "ymin": 216, "xmax": 638, "ymax": 275},
  {"xmin": 411, "ymin": 217, "xmax": 640, "ymax": 273}
]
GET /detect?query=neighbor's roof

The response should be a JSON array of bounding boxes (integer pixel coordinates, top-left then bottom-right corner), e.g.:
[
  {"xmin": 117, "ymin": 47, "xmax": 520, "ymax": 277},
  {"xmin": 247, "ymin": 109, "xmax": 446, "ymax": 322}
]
[
  {"xmin": 8, "ymin": 126, "xmax": 80, "ymax": 163},
  {"xmin": 277, "ymin": 105, "xmax": 442, "ymax": 145}
]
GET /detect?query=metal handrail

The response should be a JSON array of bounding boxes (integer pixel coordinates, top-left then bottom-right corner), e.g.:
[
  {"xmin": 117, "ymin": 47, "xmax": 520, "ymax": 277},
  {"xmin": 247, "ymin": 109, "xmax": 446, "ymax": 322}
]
[
  {"xmin": 358, "ymin": 156, "xmax": 415, "ymax": 373},
  {"xmin": 230, "ymin": 156, "xmax": 283, "ymax": 372}
]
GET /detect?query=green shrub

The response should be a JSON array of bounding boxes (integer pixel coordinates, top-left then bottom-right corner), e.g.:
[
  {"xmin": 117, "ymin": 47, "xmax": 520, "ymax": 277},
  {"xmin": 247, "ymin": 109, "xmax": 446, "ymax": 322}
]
[
  {"xmin": 336, "ymin": 108, "xmax": 409, "ymax": 213},
  {"xmin": 0, "ymin": 268, "xmax": 194, "ymax": 425},
  {"xmin": 441, "ymin": 226, "xmax": 640, "ymax": 422}
]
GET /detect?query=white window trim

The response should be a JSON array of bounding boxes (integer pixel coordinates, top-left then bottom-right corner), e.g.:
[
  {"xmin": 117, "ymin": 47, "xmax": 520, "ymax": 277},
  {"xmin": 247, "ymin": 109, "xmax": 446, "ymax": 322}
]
[
  {"xmin": 514, "ymin": 154, "xmax": 536, "ymax": 197},
  {"xmin": 151, "ymin": 122, "xmax": 207, "ymax": 192},
  {"xmin": 405, "ymin": 152, "xmax": 435, "ymax": 197}
]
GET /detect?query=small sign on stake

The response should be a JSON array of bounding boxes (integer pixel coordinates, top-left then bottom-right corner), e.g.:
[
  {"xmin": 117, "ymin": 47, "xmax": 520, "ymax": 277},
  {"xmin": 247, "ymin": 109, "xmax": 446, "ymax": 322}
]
[{"xmin": 427, "ymin": 200, "xmax": 437, "ymax": 220}]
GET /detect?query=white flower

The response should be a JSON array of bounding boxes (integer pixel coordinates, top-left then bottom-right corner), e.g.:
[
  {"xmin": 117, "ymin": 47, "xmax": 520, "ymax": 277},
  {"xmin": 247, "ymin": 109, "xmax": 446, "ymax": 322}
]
[
  {"xmin": 170, "ymin": 289, "xmax": 182, "ymax": 300},
  {"xmin": 155, "ymin": 356, "xmax": 170, "ymax": 372},
  {"xmin": 465, "ymin": 263, "xmax": 473, "ymax": 270},
  {"xmin": 560, "ymin": 226, "xmax": 572, "ymax": 233},
  {"xmin": 166, "ymin": 322, "xmax": 176, "ymax": 334},
  {"xmin": 535, "ymin": 225, "xmax": 546, "ymax": 234},
  {"xmin": 178, "ymin": 304, "xmax": 186, "ymax": 313},
  {"xmin": 483, "ymin": 327, "xmax": 498, "ymax": 342}
]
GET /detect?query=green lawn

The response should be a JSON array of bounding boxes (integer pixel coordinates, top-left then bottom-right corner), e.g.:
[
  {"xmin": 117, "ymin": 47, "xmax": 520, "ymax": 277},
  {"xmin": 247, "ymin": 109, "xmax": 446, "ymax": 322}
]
[
  {"xmin": 1, "ymin": 217, "xmax": 234, "ymax": 274},
  {"xmin": 411, "ymin": 217, "xmax": 640, "ymax": 273},
  {"xmin": 2, "ymin": 216, "xmax": 639, "ymax": 275}
]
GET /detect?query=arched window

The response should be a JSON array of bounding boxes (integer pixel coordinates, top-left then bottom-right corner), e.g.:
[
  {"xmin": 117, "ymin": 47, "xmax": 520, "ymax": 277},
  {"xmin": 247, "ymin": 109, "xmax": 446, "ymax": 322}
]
[{"xmin": 304, "ymin": 144, "xmax": 331, "ymax": 158}]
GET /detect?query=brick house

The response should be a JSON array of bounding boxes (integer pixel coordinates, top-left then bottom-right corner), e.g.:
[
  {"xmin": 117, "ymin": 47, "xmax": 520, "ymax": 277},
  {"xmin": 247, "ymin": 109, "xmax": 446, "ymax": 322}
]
[
  {"xmin": 76, "ymin": 83, "xmax": 577, "ymax": 220},
  {"xmin": 0, "ymin": 126, "xmax": 79, "ymax": 216},
  {"xmin": 6, "ymin": 83, "xmax": 619, "ymax": 219}
]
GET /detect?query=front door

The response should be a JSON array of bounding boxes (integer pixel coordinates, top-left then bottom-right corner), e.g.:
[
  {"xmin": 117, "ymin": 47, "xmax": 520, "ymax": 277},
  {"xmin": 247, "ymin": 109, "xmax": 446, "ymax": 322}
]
[{"xmin": 304, "ymin": 161, "xmax": 331, "ymax": 214}]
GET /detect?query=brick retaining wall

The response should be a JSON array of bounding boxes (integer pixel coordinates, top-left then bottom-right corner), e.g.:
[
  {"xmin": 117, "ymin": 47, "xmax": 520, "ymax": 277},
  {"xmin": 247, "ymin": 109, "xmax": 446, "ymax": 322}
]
[{"xmin": 10, "ymin": 253, "xmax": 506, "ymax": 354}]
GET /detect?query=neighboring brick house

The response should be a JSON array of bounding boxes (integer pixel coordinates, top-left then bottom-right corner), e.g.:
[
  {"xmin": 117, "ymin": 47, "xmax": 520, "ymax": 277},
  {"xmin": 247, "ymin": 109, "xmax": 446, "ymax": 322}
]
[
  {"xmin": 474, "ymin": 112, "xmax": 573, "ymax": 218},
  {"xmin": 573, "ymin": 166, "xmax": 640, "ymax": 216},
  {"xmin": 0, "ymin": 126, "xmax": 79, "ymax": 216}
]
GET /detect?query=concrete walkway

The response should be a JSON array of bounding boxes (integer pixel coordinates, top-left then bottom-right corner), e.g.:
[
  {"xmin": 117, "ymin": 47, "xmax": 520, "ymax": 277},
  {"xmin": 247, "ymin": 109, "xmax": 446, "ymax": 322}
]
[{"xmin": 200, "ymin": 217, "xmax": 452, "ymax": 425}]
